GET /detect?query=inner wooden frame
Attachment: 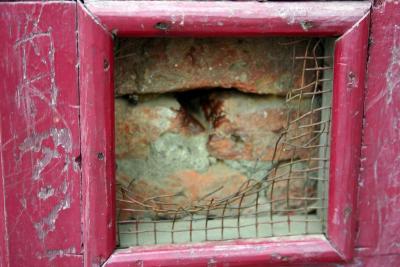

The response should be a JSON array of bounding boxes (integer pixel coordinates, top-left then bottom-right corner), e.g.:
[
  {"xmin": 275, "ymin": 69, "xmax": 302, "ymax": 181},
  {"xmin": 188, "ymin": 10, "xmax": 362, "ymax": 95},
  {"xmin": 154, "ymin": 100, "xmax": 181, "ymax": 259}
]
[{"xmin": 77, "ymin": 1, "xmax": 370, "ymax": 266}]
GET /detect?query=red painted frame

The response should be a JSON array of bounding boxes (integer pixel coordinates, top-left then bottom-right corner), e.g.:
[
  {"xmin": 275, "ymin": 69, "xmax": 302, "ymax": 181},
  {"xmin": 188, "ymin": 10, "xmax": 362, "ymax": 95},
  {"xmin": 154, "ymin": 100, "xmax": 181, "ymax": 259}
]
[
  {"xmin": 0, "ymin": 3, "xmax": 83, "ymax": 266},
  {"xmin": 77, "ymin": 1, "xmax": 370, "ymax": 266}
]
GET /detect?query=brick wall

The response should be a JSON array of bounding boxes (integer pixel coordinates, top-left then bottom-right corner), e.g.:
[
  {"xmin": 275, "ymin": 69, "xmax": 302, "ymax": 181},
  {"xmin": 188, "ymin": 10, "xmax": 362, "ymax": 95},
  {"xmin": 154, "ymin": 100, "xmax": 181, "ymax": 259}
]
[{"xmin": 114, "ymin": 38, "xmax": 321, "ymax": 220}]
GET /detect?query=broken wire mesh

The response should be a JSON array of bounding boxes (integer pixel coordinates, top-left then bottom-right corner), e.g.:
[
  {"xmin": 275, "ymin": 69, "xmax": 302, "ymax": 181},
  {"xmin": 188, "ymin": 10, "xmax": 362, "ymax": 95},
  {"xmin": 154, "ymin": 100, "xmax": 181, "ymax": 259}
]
[{"xmin": 114, "ymin": 38, "xmax": 333, "ymax": 247}]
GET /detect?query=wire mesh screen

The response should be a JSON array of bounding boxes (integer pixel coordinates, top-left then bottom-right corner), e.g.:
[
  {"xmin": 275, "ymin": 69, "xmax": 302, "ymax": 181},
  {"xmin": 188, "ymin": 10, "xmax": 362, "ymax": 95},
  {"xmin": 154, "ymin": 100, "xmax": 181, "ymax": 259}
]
[{"xmin": 114, "ymin": 38, "xmax": 333, "ymax": 247}]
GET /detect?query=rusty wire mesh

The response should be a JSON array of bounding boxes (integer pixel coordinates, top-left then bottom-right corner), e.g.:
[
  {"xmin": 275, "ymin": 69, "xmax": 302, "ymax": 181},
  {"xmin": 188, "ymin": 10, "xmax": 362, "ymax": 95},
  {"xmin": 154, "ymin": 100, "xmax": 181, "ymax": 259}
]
[{"xmin": 114, "ymin": 38, "xmax": 333, "ymax": 247}]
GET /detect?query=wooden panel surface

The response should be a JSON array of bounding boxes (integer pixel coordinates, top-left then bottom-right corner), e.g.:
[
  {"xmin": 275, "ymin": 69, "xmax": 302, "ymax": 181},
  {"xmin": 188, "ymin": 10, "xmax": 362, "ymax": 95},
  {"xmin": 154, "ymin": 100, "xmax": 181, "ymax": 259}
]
[
  {"xmin": 355, "ymin": 0, "xmax": 400, "ymax": 259},
  {"xmin": 86, "ymin": 1, "xmax": 370, "ymax": 37},
  {"xmin": 327, "ymin": 13, "xmax": 370, "ymax": 260},
  {"xmin": 0, "ymin": 2, "xmax": 82, "ymax": 266},
  {"xmin": 105, "ymin": 235, "xmax": 342, "ymax": 267},
  {"xmin": 78, "ymin": 2, "xmax": 116, "ymax": 266}
]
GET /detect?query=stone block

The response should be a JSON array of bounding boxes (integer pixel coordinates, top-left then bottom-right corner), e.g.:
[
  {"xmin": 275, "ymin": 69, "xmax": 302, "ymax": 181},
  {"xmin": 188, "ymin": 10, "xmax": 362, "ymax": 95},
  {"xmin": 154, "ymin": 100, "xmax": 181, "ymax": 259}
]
[
  {"xmin": 115, "ymin": 95, "xmax": 204, "ymax": 159},
  {"xmin": 205, "ymin": 91, "xmax": 319, "ymax": 162},
  {"xmin": 115, "ymin": 38, "xmax": 318, "ymax": 96},
  {"xmin": 115, "ymin": 89, "xmax": 321, "ymax": 221}
]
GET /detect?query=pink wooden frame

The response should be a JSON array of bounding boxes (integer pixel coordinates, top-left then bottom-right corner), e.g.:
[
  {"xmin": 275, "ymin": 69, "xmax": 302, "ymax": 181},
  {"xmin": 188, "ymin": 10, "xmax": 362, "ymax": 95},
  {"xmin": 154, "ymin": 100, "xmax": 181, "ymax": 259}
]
[
  {"xmin": 77, "ymin": 1, "xmax": 370, "ymax": 266},
  {"xmin": 0, "ymin": 3, "xmax": 84, "ymax": 266}
]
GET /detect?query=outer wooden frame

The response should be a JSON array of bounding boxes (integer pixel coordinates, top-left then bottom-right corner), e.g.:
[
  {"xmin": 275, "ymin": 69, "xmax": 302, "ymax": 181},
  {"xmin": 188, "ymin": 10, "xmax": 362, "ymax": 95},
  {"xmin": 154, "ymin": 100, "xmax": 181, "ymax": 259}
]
[
  {"xmin": 78, "ymin": 1, "xmax": 370, "ymax": 266},
  {"xmin": 0, "ymin": 2, "xmax": 83, "ymax": 266}
]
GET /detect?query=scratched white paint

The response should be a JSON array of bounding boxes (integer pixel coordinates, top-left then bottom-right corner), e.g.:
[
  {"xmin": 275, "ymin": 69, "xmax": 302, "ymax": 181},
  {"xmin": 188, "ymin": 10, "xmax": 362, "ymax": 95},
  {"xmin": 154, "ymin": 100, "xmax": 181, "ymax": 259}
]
[
  {"xmin": 51, "ymin": 128, "xmax": 72, "ymax": 152},
  {"xmin": 32, "ymin": 147, "xmax": 60, "ymax": 181},
  {"xmin": 35, "ymin": 246, "xmax": 76, "ymax": 261},
  {"xmin": 38, "ymin": 186, "xmax": 55, "ymax": 200},
  {"xmin": 34, "ymin": 194, "xmax": 71, "ymax": 240},
  {"xmin": 19, "ymin": 127, "xmax": 72, "ymax": 181},
  {"xmin": 333, "ymin": 208, "xmax": 340, "ymax": 225},
  {"xmin": 9, "ymin": 5, "xmax": 78, "ymax": 248},
  {"xmin": 386, "ymin": 25, "xmax": 400, "ymax": 104}
]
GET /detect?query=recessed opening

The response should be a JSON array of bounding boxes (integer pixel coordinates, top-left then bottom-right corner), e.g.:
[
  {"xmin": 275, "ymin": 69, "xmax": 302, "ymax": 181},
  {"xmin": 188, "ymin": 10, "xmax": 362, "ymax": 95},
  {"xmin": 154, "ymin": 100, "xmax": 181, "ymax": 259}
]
[{"xmin": 114, "ymin": 37, "xmax": 333, "ymax": 247}]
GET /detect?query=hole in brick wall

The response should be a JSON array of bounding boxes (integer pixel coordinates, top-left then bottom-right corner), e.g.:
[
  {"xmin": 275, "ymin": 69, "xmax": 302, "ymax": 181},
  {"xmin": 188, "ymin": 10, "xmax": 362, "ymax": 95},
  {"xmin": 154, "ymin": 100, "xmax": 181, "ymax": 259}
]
[{"xmin": 114, "ymin": 37, "xmax": 334, "ymax": 247}]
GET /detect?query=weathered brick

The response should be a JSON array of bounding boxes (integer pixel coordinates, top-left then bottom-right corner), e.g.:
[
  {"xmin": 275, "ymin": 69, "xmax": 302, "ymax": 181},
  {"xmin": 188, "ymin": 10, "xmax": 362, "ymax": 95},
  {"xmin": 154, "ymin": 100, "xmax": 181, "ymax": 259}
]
[
  {"xmin": 115, "ymin": 95, "xmax": 204, "ymax": 159},
  {"xmin": 117, "ymin": 162, "xmax": 251, "ymax": 220},
  {"xmin": 205, "ymin": 91, "xmax": 319, "ymax": 162},
  {"xmin": 115, "ymin": 38, "xmax": 317, "ymax": 96},
  {"xmin": 115, "ymin": 90, "xmax": 321, "ymax": 221},
  {"xmin": 115, "ymin": 95, "xmax": 273, "ymax": 220}
]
